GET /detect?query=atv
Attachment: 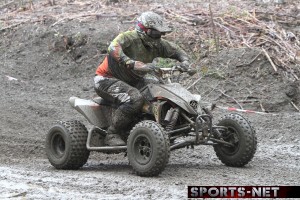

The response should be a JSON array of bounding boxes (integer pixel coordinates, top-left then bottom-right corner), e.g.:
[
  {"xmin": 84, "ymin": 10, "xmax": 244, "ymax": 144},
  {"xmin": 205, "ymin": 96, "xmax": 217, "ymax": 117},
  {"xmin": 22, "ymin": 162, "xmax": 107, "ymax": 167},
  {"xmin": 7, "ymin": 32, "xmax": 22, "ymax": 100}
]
[{"xmin": 46, "ymin": 67, "xmax": 257, "ymax": 177}]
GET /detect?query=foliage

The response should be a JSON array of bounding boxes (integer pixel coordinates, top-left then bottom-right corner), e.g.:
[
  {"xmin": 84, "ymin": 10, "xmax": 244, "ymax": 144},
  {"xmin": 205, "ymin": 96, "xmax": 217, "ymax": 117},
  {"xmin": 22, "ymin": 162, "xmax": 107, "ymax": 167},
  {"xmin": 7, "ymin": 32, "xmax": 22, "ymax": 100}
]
[{"xmin": 155, "ymin": 58, "xmax": 177, "ymax": 68}]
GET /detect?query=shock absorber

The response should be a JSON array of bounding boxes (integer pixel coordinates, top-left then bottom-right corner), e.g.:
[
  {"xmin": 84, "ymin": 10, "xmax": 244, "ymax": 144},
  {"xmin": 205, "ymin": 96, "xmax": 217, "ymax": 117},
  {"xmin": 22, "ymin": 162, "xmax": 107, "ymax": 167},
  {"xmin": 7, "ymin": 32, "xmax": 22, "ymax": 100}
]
[{"xmin": 165, "ymin": 108, "xmax": 180, "ymax": 132}]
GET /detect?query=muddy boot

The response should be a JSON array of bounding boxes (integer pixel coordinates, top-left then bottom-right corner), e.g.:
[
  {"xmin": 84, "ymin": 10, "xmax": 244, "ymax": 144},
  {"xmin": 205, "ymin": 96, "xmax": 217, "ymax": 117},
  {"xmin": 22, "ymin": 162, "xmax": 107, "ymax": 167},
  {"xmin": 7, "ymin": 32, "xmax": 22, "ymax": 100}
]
[{"xmin": 104, "ymin": 127, "xmax": 125, "ymax": 146}]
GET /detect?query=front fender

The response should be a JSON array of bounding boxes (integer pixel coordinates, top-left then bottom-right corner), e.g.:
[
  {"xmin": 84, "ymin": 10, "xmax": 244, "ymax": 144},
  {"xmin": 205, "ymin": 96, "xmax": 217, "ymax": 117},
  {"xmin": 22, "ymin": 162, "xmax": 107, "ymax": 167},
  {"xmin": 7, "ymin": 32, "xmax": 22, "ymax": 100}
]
[{"xmin": 148, "ymin": 84, "xmax": 198, "ymax": 115}]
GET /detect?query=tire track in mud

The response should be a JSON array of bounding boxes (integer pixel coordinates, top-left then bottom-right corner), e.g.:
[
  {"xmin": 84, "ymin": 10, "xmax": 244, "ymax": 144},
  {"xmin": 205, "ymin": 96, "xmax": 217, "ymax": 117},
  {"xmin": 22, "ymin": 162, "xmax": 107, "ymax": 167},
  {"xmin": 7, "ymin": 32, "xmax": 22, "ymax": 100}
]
[
  {"xmin": 0, "ymin": 161, "xmax": 185, "ymax": 200},
  {"xmin": 255, "ymin": 143, "xmax": 300, "ymax": 170},
  {"xmin": 0, "ymin": 140, "xmax": 299, "ymax": 200}
]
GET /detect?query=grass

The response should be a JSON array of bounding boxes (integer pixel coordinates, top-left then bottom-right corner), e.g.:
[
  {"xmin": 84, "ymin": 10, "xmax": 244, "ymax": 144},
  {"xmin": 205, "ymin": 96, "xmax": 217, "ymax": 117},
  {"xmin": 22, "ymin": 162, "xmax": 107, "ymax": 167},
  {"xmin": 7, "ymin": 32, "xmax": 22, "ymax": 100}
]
[{"xmin": 155, "ymin": 58, "xmax": 177, "ymax": 68}]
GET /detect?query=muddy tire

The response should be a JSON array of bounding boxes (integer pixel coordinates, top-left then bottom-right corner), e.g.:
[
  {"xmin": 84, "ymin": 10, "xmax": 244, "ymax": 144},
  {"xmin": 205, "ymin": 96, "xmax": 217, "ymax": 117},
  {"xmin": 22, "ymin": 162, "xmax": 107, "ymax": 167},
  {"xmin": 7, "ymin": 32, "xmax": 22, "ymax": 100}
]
[
  {"xmin": 127, "ymin": 120, "xmax": 170, "ymax": 177},
  {"xmin": 46, "ymin": 120, "xmax": 90, "ymax": 169},
  {"xmin": 213, "ymin": 114, "xmax": 257, "ymax": 167}
]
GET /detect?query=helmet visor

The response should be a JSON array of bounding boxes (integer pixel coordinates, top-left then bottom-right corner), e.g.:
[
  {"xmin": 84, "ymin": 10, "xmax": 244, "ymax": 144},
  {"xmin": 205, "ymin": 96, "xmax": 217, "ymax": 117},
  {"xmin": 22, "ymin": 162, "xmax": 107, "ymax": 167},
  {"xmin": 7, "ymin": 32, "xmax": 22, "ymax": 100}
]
[{"xmin": 152, "ymin": 21, "xmax": 172, "ymax": 33}]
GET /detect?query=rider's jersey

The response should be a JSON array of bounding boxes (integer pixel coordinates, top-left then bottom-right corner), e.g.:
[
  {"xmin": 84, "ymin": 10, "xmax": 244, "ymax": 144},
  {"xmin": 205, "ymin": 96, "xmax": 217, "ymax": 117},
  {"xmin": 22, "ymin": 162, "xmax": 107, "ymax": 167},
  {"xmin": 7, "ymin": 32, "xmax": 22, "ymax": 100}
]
[{"xmin": 95, "ymin": 30, "xmax": 188, "ymax": 86}]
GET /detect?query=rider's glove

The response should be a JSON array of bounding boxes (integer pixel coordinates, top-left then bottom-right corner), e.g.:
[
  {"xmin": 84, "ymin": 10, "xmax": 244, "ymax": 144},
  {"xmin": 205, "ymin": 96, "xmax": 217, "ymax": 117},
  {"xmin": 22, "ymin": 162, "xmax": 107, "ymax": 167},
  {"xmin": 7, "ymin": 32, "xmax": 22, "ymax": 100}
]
[
  {"xmin": 180, "ymin": 60, "xmax": 191, "ymax": 71},
  {"xmin": 133, "ymin": 61, "xmax": 148, "ymax": 71},
  {"xmin": 179, "ymin": 61, "xmax": 197, "ymax": 76},
  {"xmin": 125, "ymin": 59, "xmax": 135, "ymax": 69},
  {"xmin": 147, "ymin": 64, "xmax": 160, "ymax": 72},
  {"xmin": 187, "ymin": 68, "xmax": 197, "ymax": 76}
]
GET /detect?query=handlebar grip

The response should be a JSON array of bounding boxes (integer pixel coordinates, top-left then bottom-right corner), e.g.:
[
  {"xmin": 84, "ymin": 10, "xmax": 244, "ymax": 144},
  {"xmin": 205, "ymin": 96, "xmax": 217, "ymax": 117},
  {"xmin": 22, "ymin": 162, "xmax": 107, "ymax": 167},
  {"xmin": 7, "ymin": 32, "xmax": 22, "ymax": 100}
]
[{"xmin": 187, "ymin": 68, "xmax": 197, "ymax": 76}]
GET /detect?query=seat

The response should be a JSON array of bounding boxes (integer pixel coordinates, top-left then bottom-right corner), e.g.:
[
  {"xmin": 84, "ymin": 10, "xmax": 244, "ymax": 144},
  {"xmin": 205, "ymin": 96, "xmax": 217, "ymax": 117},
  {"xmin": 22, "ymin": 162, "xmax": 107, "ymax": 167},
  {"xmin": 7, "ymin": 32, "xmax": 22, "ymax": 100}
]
[{"xmin": 92, "ymin": 97, "xmax": 118, "ymax": 108}]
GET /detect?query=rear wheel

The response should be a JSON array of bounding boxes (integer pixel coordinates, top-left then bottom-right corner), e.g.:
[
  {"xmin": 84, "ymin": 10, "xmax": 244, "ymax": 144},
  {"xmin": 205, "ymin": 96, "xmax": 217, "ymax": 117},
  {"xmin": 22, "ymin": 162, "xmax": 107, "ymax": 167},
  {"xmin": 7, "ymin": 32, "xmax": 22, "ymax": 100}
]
[
  {"xmin": 213, "ymin": 114, "xmax": 257, "ymax": 167},
  {"xmin": 46, "ymin": 120, "xmax": 90, "ymax": 169},
  {"xmin": 127, "ymin": 120, "xmax": 170, "ymax": 177}
]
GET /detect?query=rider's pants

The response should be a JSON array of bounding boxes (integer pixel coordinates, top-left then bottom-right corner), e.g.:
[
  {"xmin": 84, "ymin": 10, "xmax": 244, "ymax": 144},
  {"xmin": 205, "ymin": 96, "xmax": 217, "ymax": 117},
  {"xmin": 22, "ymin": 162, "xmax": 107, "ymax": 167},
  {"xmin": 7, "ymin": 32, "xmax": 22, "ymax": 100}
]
[{"xmin": 94, "ymin": 75, "xmax": 148, "ymax": 134}]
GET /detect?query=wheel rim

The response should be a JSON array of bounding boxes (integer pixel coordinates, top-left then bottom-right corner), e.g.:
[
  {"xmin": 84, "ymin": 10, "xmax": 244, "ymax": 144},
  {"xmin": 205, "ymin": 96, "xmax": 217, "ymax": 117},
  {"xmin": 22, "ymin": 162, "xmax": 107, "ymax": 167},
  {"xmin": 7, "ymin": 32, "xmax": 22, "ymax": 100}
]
[
  {"xmin": 51, "ymin": 132, "xmax": 66, "ymax": 158},
  {"xmin": 132, "ymin": 134, "xmax": 152, "ymax": 165},
  {"xmin": 220, "ymin": 127, "xmax": 240, "ymax": 155}
]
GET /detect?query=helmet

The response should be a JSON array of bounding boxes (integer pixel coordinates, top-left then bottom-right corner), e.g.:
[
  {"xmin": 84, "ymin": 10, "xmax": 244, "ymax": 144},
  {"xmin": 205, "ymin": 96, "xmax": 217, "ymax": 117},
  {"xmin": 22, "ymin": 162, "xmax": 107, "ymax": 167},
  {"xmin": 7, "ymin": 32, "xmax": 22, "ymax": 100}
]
[{"xmin": 135, "ymin": 11, "xmax": 172, "ymax": 34}]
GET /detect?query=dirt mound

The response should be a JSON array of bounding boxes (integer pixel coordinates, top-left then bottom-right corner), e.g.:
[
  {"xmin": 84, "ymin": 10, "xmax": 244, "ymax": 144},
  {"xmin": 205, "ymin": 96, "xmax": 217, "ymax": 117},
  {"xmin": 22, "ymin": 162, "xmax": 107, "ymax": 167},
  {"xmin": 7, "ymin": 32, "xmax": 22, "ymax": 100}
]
[{"xmin": 191, "ymin": 48, "xmax": 300, "ymax": 112}]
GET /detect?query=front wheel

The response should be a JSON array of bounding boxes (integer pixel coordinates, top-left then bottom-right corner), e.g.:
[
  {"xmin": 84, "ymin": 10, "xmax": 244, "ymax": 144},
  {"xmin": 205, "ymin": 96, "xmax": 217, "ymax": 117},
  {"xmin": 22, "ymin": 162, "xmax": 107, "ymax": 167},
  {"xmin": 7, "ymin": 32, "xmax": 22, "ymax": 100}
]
[
  {"xmin": 127, "ymin": 120, "xmax": 170, "ymax": 177},
  {"xmin": 46, "ymin": 120, "xmax": 90, "ymax": 169},
  {"xmin": 213, "ymin": 114, "xmax": 257, "ymax": 167}
]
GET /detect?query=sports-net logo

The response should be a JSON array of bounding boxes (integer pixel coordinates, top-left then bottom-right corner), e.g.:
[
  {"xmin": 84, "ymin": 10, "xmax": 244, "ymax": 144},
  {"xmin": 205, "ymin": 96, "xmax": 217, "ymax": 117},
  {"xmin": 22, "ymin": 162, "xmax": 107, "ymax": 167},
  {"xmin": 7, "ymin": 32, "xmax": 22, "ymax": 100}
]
[{"xmin": 187, "ymin": 186, "xmax": 300, "ymax": 198}]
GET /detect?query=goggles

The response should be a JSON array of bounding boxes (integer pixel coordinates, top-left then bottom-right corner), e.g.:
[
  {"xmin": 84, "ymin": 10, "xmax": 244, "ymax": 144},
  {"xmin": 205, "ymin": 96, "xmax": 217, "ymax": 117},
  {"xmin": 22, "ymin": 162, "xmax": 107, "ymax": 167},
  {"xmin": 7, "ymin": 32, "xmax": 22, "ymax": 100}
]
[
  {"xmin": 146, "ymin": 29, "xmax": 165, "ymax": 39},
  {"xmin": 137, "ymin": 22, "xmax": 165, "ymax": 39}
]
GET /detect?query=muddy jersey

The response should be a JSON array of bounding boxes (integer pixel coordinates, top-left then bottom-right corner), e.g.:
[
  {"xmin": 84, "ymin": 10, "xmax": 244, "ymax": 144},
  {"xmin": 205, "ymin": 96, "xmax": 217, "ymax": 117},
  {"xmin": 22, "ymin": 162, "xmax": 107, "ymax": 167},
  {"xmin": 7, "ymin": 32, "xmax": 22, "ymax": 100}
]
[{"xmin": 96, "ymin": 30, "xmax": 188, "ymax": 86}]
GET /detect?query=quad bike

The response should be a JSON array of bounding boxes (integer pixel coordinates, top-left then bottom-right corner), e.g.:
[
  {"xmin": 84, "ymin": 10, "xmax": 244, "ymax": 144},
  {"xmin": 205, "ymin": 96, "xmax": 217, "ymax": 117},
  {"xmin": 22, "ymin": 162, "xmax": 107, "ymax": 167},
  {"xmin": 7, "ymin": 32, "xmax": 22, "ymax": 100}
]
[{"xmin": 46, "ymin": 67, "xmax": 257, "ymax": 177}]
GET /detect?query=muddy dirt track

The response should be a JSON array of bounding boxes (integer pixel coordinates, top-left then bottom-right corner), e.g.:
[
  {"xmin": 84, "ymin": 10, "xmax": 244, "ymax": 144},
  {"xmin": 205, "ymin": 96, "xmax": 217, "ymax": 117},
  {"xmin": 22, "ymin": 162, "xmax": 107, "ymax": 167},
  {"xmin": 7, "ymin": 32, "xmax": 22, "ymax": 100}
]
[
  {"xmin": 0, "ymin": 111, "xmax": 299, "ymax": 199},
  {"xmin": 0, "ymin": 0, "xmax": 300, "ymax": 199}
]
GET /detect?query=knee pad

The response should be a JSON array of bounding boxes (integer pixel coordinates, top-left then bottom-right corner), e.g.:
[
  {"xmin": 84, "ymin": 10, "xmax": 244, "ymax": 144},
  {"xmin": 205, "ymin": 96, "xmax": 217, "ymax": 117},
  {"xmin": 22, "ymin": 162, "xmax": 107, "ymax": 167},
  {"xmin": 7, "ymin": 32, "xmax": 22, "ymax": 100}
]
[
  {"xmin": 120, "ymin": 89, "xmax": 144, "ymax": 114},
  {"xmin": 130, "ymin": 89, "xmax": 144, "ymax": 108}
]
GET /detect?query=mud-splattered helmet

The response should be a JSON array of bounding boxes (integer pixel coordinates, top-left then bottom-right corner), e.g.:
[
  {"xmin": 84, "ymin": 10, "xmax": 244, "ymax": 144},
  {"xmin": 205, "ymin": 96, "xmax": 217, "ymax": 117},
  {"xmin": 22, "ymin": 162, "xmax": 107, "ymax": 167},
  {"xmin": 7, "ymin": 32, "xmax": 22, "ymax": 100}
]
[{"xmin": 135, "ymin": 11, "xmax": 172, "ymax": 39}]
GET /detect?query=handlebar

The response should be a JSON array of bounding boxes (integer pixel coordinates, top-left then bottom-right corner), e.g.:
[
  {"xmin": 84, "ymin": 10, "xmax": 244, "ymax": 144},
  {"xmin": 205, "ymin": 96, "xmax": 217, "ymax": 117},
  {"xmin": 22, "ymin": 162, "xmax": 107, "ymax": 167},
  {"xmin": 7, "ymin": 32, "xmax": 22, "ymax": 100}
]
[
  {"xmin": 156, "ymin": 66, "xmax": 196, "ymax": 77},
  {"xmin": 132, "ymin": 63, "xmax": 197, "ymax": 83},
  {"xmin": 150, "ymin": 66, "xmax": 196, "ymax": 84}
]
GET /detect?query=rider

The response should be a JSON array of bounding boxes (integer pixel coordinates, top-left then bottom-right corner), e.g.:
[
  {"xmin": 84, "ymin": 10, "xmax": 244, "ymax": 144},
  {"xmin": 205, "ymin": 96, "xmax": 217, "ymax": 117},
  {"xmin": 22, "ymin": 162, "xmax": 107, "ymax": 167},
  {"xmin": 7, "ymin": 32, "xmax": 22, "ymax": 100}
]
[{"xmin": 94, "ymin": 11, "xmax": 192, "ymax": 146}]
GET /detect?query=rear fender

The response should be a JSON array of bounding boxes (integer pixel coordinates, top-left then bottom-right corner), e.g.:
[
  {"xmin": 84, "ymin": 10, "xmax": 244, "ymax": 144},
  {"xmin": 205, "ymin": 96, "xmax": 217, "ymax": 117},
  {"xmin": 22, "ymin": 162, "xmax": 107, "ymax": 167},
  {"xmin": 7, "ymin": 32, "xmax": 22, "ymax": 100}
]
[{"xmin": 69, "ymin": 97, "xmax": 112, "ymax": 128}]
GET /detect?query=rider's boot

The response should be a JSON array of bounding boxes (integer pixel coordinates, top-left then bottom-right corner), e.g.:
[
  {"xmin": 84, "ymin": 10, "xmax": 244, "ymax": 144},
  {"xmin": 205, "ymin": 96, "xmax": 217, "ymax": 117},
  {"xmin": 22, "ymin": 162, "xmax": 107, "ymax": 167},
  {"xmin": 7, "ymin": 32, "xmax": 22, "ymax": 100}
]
[{"xmin": 104, "ymin": 126, "xmax": 126, "ymax": 146}]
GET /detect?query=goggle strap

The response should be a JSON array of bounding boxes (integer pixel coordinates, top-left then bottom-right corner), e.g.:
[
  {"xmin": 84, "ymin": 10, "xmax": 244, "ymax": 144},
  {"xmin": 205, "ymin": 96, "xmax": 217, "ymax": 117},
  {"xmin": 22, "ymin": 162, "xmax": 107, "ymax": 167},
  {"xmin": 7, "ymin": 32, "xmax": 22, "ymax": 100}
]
[{"xmin": 137, "ymin": 21, "xmax": 148, "ymax": 32}]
